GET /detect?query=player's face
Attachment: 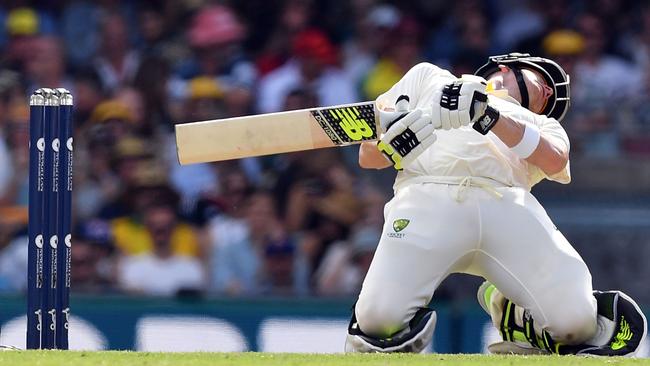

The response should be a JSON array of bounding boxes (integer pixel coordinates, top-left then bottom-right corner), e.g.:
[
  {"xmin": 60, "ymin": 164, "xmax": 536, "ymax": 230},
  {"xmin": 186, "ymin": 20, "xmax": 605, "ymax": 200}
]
[{"xmin": 487, "ymin": 66, "xmax": 553, "ymax": 114}]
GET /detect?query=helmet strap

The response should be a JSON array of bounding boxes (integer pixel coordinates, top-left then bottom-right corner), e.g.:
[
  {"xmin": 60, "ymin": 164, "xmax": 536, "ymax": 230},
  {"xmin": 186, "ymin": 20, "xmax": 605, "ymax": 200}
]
[{"xmin": 512, "ymin": 67, "xmax": 529, "ymax": 109}]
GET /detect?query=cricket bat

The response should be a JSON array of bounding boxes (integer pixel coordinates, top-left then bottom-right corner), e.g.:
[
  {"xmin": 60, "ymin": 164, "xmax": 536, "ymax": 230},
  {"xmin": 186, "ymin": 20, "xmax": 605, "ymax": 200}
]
[{"xmin": 175, "ymin": 101, "xmax": 379, "ymax": 165}]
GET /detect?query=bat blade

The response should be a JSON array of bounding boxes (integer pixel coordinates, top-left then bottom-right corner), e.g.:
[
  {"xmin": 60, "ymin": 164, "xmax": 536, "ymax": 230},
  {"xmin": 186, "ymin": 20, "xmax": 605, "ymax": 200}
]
[{"xmin": 175, "ymin": 102, "xmax": 379, "ymax": 165}]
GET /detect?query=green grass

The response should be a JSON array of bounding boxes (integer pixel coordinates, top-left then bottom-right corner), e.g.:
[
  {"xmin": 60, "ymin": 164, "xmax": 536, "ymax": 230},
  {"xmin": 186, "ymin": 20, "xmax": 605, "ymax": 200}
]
[{"xmin": 1, "ymin": 351, "xmax": 650, "ymax": 366}]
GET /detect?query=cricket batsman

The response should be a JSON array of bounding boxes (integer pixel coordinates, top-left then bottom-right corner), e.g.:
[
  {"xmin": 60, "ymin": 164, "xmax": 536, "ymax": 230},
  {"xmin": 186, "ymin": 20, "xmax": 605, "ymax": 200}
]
[{"xmin": 345, "ymin": 53, "xmax": 647, "ymax": 356}]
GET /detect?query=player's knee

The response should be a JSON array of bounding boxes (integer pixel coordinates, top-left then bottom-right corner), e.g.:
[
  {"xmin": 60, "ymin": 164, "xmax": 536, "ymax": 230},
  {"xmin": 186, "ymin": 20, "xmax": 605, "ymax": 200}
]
[
  {"xmin": 547, "ymin": 300, "xmax": 597, "ymax": 344},
  {"xmin": 355, "ymin": 299, "xmax": 407, "ymax": 338}
]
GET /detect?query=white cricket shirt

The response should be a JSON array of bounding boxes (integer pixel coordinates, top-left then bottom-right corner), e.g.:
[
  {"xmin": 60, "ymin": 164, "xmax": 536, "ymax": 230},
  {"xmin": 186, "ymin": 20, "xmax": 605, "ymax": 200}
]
[{"xmin": 376, "ymin": 63, "xmax": 571, "ymax": 191}]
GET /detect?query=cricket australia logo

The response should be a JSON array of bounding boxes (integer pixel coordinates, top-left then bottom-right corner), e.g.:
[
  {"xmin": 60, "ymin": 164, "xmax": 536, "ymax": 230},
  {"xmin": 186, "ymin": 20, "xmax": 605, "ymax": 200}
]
[
  {"xmin": 393, "ymin": 219, "xmax": 410, "ymax": 232},
  {"xmin": 387, "ymin": 219, "xmax": 410, "ymax": 238}
]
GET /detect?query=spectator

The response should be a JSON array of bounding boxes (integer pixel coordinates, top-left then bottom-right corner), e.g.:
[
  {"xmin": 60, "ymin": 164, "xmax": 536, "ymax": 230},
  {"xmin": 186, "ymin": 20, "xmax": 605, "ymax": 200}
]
[
  {"xmin": 257, "ymin": 28, "xmax": 357, "ymax": 113},
  {"xmin": 342, "ymin": 4, "xmax": 400, "ymax": 90},
  {"xmin": 615, "ymin": 16, "xmax": 650, "ymax": 154},
  {"xmin": 284, "ymin": 159, "xmax": 363, "ymax": 283},
  {"xmin": 94, "ymin": 12, "xmax": 141, "ymax": 93},
  {"xmin": 2, "ymin": 6, "xmax": 56, "ymax": 70},
  {"xmin": 71, "ymin": 219, "xmax": 116, "ymax": 293},
  {"xmin": 208, "ymin": 191, "xmax": 296, "ymax": 295},
  {"xmin": 70, "ymin": 68, "xmax": 105, "ymax": 128},
  {"xmin": 314, "ymin": 185, "xmax": 384, "ymax": 296},
  {"xmin": 132, "ymin": 56, "xmax": 172, "ymax": 131},
  {"xmin": 1, "ymin": 102, "xmax": 30, "ymax": 206},
  {"xmin": 137, "ymin": 2, "xmax": 189, "ymax": 65},
  {"xmin": 176, "ymin": 5, "xmax": 256, "ymax": 89},
  {"xmin": 314, "ymin": 226, "xmax": 380, "ymax": 296},
  {"xmin": 0, "ymin": 232, "xmax": 27, "ymax": 293},
  {"xmin": 181, "ymin": 76, "xmax": 227, "ymax": 122},
  {"xmin": 568, "ymin": 13, "xmax": 643, "ymax": 157},
  {"xmin": 166, "ymin": 76, "xmax": 224, "ymax": 209},
  {"xmin": 110, "ymin": 160, "xmax": 201, "ymax": 257},
  {"xmin": 75, "ymin": 100, "xmax": 138, "ymax": 218},
  {"xmin": 24, "ymin": 36, "xmax": 73, "ymax": 93},
  {"xmin": 363, "ymin": 17, "xmax": 424, "ymax": 100},
  {"xmin": 61, "ymin": 0, "xmax": 101, "ymax": 68},
  {"xmin": 87, "ymin": 98, "xmax": 137, "ymax": 145},
  {"xmin": 624, "ymin": 4, "xmax": 650, "ymax": 72},
  {"xmin": 255, "ymin": 0, "xmax": 312, "ymax": 76},
  {"xmin": 425, "ymin": 0, "xmax": 490, "ymax": 69},
  {"xmin": 492, "ymin": 0, "xmax": 545, "ymax": 52},
  {"xmin": 117, "ymin": 201, "xmax": 206, "ymax": 296},
  {"xmin": 0, "ymin": 71, "xmax": 23, "ymax": 202},
  {"xmin": 251, "ymin": 193, "xmax": 296, "ymax": 295},
  {"xmin": 115, "ymin": 87, "xmax": 146, "ymax": 130},
  {"xmin": 190, "ymin": 164, "xmax": 253, "ymax": 226}
]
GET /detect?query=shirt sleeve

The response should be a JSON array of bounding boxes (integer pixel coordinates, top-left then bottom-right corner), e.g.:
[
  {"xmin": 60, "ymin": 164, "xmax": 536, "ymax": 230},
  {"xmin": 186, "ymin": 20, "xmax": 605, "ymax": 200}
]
[{"xmin": 376, "ymin": 62, "xmax": 455, "ymax": 110}]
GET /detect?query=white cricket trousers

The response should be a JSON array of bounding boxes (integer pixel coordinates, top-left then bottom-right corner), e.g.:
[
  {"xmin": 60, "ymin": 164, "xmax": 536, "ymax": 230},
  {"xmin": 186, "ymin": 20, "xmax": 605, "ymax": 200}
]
[{"xmin": 355, "ymin": 180, "xmax": 597, "ymax": 344}]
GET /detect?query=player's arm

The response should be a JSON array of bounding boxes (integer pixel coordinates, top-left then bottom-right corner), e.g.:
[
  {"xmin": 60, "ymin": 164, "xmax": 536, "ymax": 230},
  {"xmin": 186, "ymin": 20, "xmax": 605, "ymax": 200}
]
[
  {"xmin": 432, "ymin": 75, "xmax": 569, "ymax": 176},
  {"xmin": 490, "ymin": 113, "xmax": 568, "ymax": 175},
  {"xmin": 359, "ymin": 95, "xmax": 436, "ymax": 171},
  {"xmin": 359, "ymin": 62, "xmax": 455, "ymax": 170},
  {"xmin": 359, "ymin": 141, "xmax": 391, "ymax": 169}
]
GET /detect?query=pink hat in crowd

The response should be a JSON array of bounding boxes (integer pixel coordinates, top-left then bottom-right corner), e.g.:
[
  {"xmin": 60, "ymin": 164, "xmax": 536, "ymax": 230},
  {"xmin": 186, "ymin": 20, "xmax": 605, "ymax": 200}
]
[{"xmin": 188, "ymin": 5, "xmax": 245, "ymax": 47}]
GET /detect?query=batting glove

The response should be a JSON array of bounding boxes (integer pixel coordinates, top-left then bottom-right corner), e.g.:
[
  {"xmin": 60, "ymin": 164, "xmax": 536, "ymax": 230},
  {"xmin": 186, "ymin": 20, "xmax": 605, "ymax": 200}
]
[
  {"xmin": 432, "ymin": 74, "xmax": 500, "ymax": 135},
  {"xmin": 377, "ymin": 95, "xmax": 437, "ymax": 170}
]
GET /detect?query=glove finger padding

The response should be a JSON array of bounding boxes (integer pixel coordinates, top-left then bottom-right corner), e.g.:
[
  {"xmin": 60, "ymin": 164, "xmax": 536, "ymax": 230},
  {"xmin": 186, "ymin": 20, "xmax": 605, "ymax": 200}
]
[
  {"xmin": 400, "ymin": 131, "xmax": 437, "ymax": 168},
  {"xmin": 415, "ymin": 123, "xmax": 435, "ymax": 142},
  {"xmin": 440, "ymin": 108, "xmax": 453, "ymax": 130},
  {"xmin": 382, "ymin": 113, "xmax": 429, "ymax": 156},
  {"xmin": 408, "ymin": 112, "xmax": 432, "ymax": 133},
  {"xmin": 430, "ymin": 90, "xmax": 443, "ymax": 129},
  {"xmin": 435, "ymin": 74, "xmax": 490, "ymax": 129}
]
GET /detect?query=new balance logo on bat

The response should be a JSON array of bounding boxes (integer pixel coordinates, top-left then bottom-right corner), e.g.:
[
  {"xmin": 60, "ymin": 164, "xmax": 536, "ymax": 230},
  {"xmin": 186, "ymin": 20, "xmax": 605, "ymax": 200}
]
[{"xmin": 311, "ymin": 104, "xmax": 378, "ymax": 145}]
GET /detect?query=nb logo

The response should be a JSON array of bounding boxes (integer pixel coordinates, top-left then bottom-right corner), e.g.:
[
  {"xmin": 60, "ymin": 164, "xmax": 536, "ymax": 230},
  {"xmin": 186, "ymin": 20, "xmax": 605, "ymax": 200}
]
[
  {"xmin": 479, "ymin": 115, "xmax": 495, "ymax": 128},
  {"xmin": 330, "ymin": 108, "xmax": 374, "ymax": 141}
]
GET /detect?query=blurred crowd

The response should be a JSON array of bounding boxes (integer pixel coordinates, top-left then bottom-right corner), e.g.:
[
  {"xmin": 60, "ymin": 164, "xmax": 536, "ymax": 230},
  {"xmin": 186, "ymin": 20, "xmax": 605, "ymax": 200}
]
[{"xmin": 0, "ymin": 0, "xmax": 649, "ymax": 298}]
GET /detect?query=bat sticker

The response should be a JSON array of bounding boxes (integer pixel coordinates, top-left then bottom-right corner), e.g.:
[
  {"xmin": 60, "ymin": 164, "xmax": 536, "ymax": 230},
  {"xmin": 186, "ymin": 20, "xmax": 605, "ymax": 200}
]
[{"xmin": 311, "ymin": 104, "xmax": 377, "ymax": 145}]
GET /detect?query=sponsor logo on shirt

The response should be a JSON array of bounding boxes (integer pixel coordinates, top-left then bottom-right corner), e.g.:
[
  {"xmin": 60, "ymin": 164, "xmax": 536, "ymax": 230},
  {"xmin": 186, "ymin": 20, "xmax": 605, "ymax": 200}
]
[{"xmin": 387, "ymin": 218, "xmax": 410, "ymax": 238}]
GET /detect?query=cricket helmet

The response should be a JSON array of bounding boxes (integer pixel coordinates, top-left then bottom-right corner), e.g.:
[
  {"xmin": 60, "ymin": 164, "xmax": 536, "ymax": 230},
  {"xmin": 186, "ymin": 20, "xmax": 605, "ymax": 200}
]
[{"xmin": 475, "ymin": 53, "xmax": 571, "ymax": 122}]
